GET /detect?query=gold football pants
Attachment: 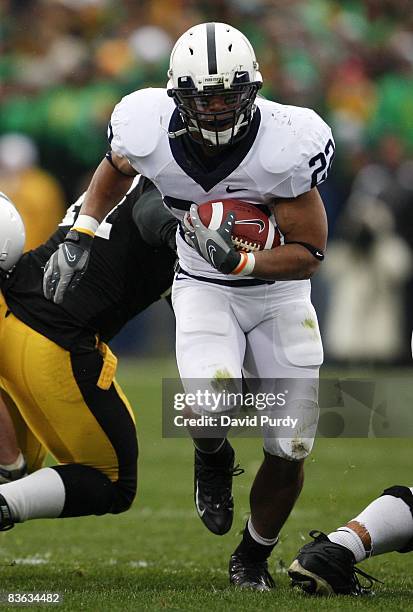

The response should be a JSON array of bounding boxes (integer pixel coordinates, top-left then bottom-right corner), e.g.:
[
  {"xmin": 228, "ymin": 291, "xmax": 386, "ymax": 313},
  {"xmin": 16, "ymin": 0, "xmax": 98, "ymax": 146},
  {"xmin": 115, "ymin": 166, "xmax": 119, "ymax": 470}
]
[{"xmin": 0, "ymin": 292, "xmax": 138, "ymax": 516}]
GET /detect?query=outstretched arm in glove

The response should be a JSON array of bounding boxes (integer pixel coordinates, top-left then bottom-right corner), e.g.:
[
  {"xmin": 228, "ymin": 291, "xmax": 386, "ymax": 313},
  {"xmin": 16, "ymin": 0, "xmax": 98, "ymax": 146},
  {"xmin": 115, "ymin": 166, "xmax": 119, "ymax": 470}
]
[{"xmin": 43, "ymin": 153, "xmax": 136, "ymax": 303}]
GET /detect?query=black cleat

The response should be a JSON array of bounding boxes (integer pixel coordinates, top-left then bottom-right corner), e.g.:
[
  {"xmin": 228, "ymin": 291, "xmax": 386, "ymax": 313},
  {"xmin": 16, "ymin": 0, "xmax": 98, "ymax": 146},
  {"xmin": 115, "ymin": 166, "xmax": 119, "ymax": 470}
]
[
  {"xmin": 0, "ymin": 494, "xmax": 14, "ymax": 531},
  {"xmin": 0, "ymin": 460, "xmax": 27, "ymax": 484},
  {"xmin": 229, "ymin": 552, "xmax": 275, "ymax": 591},
  {"xmin": 288, "ymin": 531, "xmax": 381, "ymax": 596},
  {"xmin": 194, "ymin": 446, "xmax": 243, "ymax": 535}
]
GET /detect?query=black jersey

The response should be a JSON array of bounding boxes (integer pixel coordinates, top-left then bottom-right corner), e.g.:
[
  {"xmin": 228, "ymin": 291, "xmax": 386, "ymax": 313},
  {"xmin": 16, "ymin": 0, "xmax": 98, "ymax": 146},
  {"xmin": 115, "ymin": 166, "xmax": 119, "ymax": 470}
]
[{"xmin": 2, "ymin": 182, "xmax": 177, "ymax": 352}]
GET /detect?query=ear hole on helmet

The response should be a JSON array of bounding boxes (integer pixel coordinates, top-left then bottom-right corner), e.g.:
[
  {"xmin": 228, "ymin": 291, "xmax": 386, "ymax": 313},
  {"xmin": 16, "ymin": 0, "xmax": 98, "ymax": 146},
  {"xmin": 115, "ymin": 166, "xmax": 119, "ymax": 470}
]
[
  {"xmin": 189, "ymin": 48, "xmax": 194, "ymax": 55},
  {"xmin": 228, "ymin": 44, "xmax": 232, "ymax": 52}
]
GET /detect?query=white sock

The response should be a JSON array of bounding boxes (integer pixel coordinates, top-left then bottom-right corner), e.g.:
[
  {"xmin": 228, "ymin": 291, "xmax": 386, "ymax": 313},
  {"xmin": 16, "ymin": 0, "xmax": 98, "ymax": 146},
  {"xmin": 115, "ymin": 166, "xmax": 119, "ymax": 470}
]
[
  {"xmin": 328, "ymin": 528, "xmax": 367, "ymax": 562},
  {"xmin": 0, "ymin": 467, "xmax": 65, "ymax": 522},
  {"xmin": 248, "ymin": 517, "xmax": 279, "ymax": 546},
  {"xmin": 354, "ymin": 490, "xmax": 413, "ymax": 556},
  {"xmin": 0, "ymin": 451, "xmax": 26, "ymax": 472},
  {"xmin": 329, "ymin": 488, "xmax": 413, "ymax": 560}
]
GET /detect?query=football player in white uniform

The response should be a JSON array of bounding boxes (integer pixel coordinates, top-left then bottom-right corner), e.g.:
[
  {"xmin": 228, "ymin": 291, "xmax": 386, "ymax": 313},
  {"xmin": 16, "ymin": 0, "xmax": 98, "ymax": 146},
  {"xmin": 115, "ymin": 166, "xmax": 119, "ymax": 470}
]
[{"xmin": 43, "ymin": 22, "xmax": 334, "ymax": 589}]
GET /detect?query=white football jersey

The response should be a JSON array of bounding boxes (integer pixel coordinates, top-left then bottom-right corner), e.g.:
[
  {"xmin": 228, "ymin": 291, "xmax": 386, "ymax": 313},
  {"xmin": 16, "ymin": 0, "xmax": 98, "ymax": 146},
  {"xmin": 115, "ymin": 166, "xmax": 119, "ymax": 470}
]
[{"xmin": 109, "ymin": 87, "xmax": 334, "ymax": 280}]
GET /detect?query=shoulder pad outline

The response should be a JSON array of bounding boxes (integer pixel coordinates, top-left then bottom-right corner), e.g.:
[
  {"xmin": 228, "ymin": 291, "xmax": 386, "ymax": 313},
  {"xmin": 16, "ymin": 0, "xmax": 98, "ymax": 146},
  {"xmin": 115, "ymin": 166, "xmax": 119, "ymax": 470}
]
[
  {"xmin": 111, "ymin": 88, "xmax": 170, "ymax": 159},
  {"xmin": 258, "ymin": 102, "xmax": 332, "ymax": 178}
]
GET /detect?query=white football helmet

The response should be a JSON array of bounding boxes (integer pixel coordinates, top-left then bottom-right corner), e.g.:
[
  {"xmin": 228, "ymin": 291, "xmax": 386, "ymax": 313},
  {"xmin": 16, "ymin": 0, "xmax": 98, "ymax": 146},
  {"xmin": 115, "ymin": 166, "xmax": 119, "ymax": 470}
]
[
  {"xmin": 0, "ymin": 192, "xmax": 25, "ymax": 271},
  {"xmin": 167, "ymin": 22, "xmax": 262, "ymax": 147}
]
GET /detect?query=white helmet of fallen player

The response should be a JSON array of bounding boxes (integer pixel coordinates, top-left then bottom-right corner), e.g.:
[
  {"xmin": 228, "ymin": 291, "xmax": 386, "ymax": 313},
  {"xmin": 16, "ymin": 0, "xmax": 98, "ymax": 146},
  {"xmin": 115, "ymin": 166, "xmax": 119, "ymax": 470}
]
[
  {"xmin": 0, "ymin": 192, "xmax": 25, "ymax": 272},
  {"xmin": 167, "ymin": 22, "xmax": 262, "ymax": 147}
]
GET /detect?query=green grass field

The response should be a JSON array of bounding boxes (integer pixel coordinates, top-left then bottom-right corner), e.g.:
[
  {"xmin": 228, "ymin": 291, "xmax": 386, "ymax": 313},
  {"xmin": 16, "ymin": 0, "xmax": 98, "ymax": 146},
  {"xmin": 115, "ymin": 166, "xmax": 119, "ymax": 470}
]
[{"xmin": 1, "ymin": 359, "xmax": 413, "ymax": 611}]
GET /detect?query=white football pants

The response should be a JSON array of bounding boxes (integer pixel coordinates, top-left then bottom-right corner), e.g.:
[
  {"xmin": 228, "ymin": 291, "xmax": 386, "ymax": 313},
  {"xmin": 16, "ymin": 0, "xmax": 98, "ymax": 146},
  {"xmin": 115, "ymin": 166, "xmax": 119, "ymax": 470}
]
[{"xmin": 172, "ymin": 277, "xmax": 323, "ymax": 460}]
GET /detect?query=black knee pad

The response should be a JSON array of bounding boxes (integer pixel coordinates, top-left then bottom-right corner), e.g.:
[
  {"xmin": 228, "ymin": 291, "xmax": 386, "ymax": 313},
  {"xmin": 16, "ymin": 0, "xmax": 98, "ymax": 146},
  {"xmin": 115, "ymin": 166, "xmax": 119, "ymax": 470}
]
[
  {"xmin": 52, "ymin": 464, "xmax": 137, "ymax": 517},
  {"xmin": 52, "ymin": 464, "xmax": 116, "ymax": 517},
  {"xmin": 381, "ymin": 485, "xmax": 413, "ymax": 553}
]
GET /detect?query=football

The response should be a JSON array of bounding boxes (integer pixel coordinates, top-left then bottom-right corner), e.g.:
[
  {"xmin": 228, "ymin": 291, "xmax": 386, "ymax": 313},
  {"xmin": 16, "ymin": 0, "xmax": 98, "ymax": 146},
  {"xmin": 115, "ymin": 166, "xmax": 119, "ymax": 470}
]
[{"xmin": 195, "ymin": 198, "xmax": 281, "ymax": 253}]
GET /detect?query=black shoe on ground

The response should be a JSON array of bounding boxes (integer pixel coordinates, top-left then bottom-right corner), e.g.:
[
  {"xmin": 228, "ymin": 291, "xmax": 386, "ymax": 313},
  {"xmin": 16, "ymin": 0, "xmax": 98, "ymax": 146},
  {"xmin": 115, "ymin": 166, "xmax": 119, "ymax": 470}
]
[
  {"xmin": 0, "ymin": 460, "xmax": 27, "ymax": 484},
  {"xmin": 229, "ymin": 551, "xmax": 275, "ymax": 591},
  {"xmin": 288, "ymin": 530, "xmax": 381, "ymax": 595},
  {"xmin": 194, "ymin": 444, "xmax": 243, "ymax": 535}
]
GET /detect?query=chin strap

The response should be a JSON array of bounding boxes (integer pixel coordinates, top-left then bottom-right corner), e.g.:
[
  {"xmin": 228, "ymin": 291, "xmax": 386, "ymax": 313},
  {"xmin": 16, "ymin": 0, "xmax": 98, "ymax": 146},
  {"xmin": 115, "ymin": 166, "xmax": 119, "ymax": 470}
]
[
  {"xmin": 200, "ymin": 113, "xmax": 246, "ymax": 146},
  {"xmin": 167, "ymin": 113, "xmax": 248, "ymax": 144},
  {"xmin": 167, "ymin": 126, "xmax": 195, "ymax": 139}
]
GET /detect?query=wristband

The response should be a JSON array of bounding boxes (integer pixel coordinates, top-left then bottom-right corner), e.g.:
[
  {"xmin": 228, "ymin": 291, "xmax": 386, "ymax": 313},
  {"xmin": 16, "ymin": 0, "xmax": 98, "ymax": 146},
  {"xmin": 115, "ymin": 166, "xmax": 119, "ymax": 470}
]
[
  {"xmin": 232, "ymin": 252, "xmax": 255, "ymax": 276},
  {"xmin": 73, "ymin": 214, "xmax": 99, "ymax": 237},
  {"xmin": 285, "ymin": 240, "xmax": 324, "ymax": 261},
  {"xmin": 64, "ymin": 230, "xmax": 93, "ymax": 251}
]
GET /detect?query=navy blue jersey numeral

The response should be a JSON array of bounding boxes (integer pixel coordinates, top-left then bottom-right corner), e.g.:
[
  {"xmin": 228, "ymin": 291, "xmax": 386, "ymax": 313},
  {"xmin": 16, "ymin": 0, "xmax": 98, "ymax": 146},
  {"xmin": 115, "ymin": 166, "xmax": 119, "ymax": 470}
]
[{"xmin": 309, "ymin": 139, "xmax": 335, "ymax": 188}]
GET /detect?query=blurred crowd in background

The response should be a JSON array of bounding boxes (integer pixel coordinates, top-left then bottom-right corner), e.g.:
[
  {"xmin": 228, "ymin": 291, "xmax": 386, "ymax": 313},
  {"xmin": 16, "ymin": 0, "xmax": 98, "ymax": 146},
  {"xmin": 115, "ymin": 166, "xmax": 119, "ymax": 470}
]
[{"xmin": 1, "ymin": 0, "xmax": 413, "ymax": 364}]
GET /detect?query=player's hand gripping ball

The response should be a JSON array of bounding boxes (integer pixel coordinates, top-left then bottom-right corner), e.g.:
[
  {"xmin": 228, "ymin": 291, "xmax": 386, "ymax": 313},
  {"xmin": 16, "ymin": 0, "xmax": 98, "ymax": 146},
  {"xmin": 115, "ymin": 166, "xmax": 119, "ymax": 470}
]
[
  {"xmin": 184, "ymin": 199, "xmax": 280, "ymax": 253},
  {"xmin": 184, "ymin": 199, "xmax": 280, "ymax": 274}
]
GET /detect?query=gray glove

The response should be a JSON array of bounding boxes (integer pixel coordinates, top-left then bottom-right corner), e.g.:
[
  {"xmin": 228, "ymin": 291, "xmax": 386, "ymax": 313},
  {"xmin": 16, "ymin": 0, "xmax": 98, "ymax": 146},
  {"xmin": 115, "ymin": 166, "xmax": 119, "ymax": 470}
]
[
  {"xmin": 43, "ymin": 229, "xmax": 93, "ymax": 304},
  {"xmin": 185, "ymin": 204, "xmax": 241, "ymax": 274}
]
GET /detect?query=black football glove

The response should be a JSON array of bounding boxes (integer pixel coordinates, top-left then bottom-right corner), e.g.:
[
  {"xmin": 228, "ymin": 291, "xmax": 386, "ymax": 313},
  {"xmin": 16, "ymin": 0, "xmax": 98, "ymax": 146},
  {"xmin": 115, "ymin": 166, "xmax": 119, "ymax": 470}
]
[
  {"xmin": 43, "ymin": 229, "xmax": 93, "ymax": 304},
  {"xmin": 186, "ymin": 204, "xmax": 241, "ymax": 274},
  {"xmin": 132, "ymin": 184, "xmax": 179, "ymax": 253}
]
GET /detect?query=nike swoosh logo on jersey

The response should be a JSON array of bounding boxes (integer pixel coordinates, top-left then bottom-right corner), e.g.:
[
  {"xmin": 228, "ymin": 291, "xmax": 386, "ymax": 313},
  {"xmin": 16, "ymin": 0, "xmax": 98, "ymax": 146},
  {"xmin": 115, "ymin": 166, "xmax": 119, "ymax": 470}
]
[
  {"xmin": 235, "ymin": 219, "xmax": 266, "ymax": 233},
  {"xmin": 64, "ymin": 244, "xmax": 77, "ymax": 263},
  {"xmin": 195, "ymin": 483, "xmax": 205, "ymax": 517},
  {"xmin": 226, "ymin": 186, "xmax": 248, "ymax": 193}
]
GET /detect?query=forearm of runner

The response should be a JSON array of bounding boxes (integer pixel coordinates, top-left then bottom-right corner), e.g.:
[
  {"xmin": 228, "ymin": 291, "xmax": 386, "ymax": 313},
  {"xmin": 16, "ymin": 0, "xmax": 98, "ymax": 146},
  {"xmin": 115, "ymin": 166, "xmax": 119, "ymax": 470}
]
[
  {"xmin": 249, "ymin": 244, "xmax": 321, "ymax": 280},
  {"xmin": 248, "ymin": 187, "xmax": 327, "ymax": 280},
  {"xmin": 79, "ymin": 157, "xmax": 135, "ymax": 224}
]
